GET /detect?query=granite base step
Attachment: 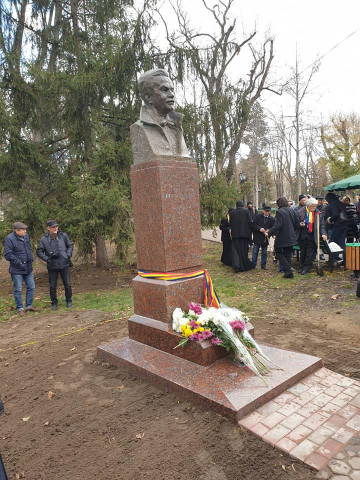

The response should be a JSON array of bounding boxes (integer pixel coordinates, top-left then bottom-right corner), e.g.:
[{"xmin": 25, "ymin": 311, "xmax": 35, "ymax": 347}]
[{"xmin": 97, "ymin": 337, "xmax": 321, "ymax": 422}]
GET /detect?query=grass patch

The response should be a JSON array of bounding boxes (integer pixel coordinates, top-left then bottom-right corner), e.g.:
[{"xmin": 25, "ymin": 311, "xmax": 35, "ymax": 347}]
[{"xmin": 0, "ymin": 286, "xmax": 134, "ymax": 323}]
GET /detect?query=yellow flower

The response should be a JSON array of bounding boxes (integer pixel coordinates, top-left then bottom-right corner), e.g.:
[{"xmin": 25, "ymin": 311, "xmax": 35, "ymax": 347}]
[{"xmin": 183, "ymin": 326, "xmax": 193, "ymax": 338}]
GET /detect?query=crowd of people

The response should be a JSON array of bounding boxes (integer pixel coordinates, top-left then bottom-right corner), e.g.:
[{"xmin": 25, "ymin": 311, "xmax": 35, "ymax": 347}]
[
  {"xmin": 220, "ymin": 192, "xmax": 360, "ymax": 279},
  {"xmin": 3, "ymin": 220, "xmax": 74, "ymax": 315}
]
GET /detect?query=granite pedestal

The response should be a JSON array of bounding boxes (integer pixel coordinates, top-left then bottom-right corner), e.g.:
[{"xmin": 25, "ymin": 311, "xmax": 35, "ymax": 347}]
[{"xmin": 98, "ymin": 151, "xmax": 323, "ymax": 425}]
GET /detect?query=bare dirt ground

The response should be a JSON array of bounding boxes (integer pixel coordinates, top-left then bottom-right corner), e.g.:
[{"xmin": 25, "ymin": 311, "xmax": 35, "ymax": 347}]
[{"xmin": 0, "ymin": 243, "xmax": 359, "ymax": 480}]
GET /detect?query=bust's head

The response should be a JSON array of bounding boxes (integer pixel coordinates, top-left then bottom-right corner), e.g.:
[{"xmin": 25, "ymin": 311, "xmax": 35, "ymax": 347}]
[{"xmin": 139, "ymin": 69, "xmax": 175, "ymax": 117}]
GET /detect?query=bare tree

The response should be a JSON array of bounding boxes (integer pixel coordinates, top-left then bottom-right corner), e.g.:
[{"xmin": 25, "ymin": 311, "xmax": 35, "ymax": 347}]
[
  {"xmin": 157, "ymin": 0, "xmax": 275, "ymax": 183},
  {"xmin": 285, "ymin": 51, "xmax": 320, "ymax": 197}
]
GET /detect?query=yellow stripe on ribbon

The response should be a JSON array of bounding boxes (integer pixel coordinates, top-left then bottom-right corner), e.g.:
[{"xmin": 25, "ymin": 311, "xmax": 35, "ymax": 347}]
[{"xmin": 137, "ymin": 268, "xmax": 220, "ymax": 308}]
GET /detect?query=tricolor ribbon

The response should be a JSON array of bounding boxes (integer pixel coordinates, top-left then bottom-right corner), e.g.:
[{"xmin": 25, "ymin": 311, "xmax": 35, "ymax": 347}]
[{"xmin": 137, "ymin": 268, "xmax": 220, "ymax": 308}]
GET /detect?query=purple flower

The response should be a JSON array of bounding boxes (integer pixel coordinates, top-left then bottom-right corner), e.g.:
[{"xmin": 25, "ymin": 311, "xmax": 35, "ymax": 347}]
[
  {"xmin": 188, "ymin": 303, "xmax": 202, "ymax": 315},
  {"xmin": 211, "ymin": 337, "xmax": 223, "ymax": 346},
  {"xmin": 202, "ymin": 330, "xmax": 213, "ymax": 340},
  {"xmin": 189, "ymin": 319, "xmax": 199, "ymax": 328},
  {"xmin": 230, "ymin": 320, "xmax": 246, "ymax": 332},
  {"xmin": 189, "ymin": 332, "xmax": 203, "ymax": 342}
]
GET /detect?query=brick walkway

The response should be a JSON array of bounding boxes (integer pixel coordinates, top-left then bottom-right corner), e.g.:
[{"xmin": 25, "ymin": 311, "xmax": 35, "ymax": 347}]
[{"xmin": 238, "ymin": 367, "xmax": 360, "ymax": 476}]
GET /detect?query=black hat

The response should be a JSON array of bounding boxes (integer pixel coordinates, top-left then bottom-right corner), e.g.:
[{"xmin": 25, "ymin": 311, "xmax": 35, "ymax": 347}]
[
  {"xmin": 13, "ymin": 222, "xmax": 28, "ymax": 230},
  {"xmin": 46, "ymin": 220, "xmax": 58, "ymax": 228},
  {"xmin": 315, "ymin": 195, "xmax": 324, "ymax": 200},
  {"xmin": 299, "ymin": 195, "xmax": 306, "ymax": 201},
  {"xmin": 263, "ymin": 206, "xmax": 271, "ymax": 211}
]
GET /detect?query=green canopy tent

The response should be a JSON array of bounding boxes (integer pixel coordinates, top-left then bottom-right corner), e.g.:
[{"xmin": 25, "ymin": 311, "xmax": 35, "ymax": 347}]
[{"xmin": 324, "ymin": 174, "xmax": 360, "ymax": 191}]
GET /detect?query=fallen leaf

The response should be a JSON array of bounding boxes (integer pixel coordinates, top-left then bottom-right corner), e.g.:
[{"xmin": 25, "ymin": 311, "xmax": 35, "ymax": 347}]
[
  {"xmin": 48, "ymin": 391, "xmax": 56, "ymax": 399},
  {"xmin": 291, "ymin": 463, "xmax": 296, "ymax": 472},
  {"xmin": 313, "ymin": 294, "xmax": 320, "ymax": 297},
  {"xmin": 117, "ymin": 385, "xmax": 125, "ymax": 390},
  {"xmin": 331, "ymin": 294, "xmax": 341, "ymax": 300},
  {"xmin": 281, "ymin": 465, "xmax": 286, "ymax": 471},
  {"xmin": 136, "ymin": 433, "xmax": 145, "ymax": 439},
  {"xmin": 70, "ymin": 347, "xmax": 76, "ymax": 351},
  {"xmin": 44, "ymin": 421, "xmax": 49, "ymax": 426},
  {"xmin": 22, "ymin": 416, "xmax": 30, "ymax": 422}
]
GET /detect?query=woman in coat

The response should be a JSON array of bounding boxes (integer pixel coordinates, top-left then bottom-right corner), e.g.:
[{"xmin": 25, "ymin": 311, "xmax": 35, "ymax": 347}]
[{"xmin": 325, "ymin": 193, "xmax": 349, "ymax": 263}]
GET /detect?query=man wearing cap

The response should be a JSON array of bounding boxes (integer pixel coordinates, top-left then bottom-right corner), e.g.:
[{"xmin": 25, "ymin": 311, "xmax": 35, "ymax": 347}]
[
  {"xmin": 36, "ymin": 220, "xmax": 74, "ymax": 310},
  {"xmin": 315, "ymin": 196, "xmax": 325, "ymax": 213},
  {"xmin": 251, "ymin": 206, "xmax": 275, "ymax": 269},
  {"xmin": 295, "ymin": 195, "xmax": 307, "ymax": 212},
  {"xmin": 4, "ymin": 222, "xmax": 36, "ymax": 315}
]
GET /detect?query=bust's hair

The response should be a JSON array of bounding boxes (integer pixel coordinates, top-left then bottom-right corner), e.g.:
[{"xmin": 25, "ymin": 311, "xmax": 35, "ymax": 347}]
[
  {"xmin": 138, "ymin": 69, "xmax": 169, "ymax": 103},
  {"xmin": 276, "ymin": 196, "xmax": 288, "ymax": 208}
]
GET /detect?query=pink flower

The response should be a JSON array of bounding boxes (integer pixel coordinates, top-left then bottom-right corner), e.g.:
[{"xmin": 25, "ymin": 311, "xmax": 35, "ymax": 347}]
[
  {"xmin": 188, "ymin": 303, "xmax": 202, "ymax": 315},
  {"xmin": 202, "ymin": 330, "xmax": 213, "ymax": 340},
  {"xmin": 189, "ymin": 332, "xmax": 203, "ymax": 342},
  {"xmin": 230, "ymin": 320, "xmax": 246, "ymax": 332},
  {"xmin": 189, "ymin": 320, "xmax": 199, "ymax": 328},
  {"xmin": 211, "ymin": 337, "xmax": 223, "ymax": 346}
]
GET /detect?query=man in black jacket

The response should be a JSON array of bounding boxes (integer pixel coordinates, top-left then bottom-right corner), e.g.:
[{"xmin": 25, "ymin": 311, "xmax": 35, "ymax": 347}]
[
  {"xmin": 266, "ymin": 197, "xmax": 300, "ymax": 278},
  {"xmin": 229, "ymin": 201, "xmax": 254, "ymax": 273},
  {"xmin": 251, "ymin": 206, "xmax": 275, "ymax": 269},
  {"xmin": 37, "ymin": 220, "xmax": 74, "ymax": 310}
]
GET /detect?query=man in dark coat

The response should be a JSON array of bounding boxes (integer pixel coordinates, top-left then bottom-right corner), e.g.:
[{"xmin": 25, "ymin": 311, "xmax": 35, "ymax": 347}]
[
  {"xmin": 315, "ymin": 195, "xmax": 325, "ymax": 213},
  {"xmin": 251, "ymin": 206, "xmax": 275, "ymax": 269},
  {"xmin": 37, "ymin": 220, "xmax": 74, "ymax": 310},
  {"xmin": 297, "ymin": 197, "xmax": 327, "ymax": 274},
  {"xmin": 295, "ymin": 194, "xmax": 307, "ymax": 212},
  {"xmin": 4, "ymin": 222, "xmax": 36, "ymax": 316},
  {"xmin": 229, "ymin": 201, "xmax": 254, "ymax": 273},
  {"xmin": 266, "ymin": 197, "xmax": 300, "ymax": 278}
]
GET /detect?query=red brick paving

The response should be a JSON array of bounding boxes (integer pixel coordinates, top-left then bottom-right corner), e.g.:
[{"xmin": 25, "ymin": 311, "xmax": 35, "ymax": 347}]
[{"xmin": 238, "ymin": 368, "xmax": 360, "ymax": 471}]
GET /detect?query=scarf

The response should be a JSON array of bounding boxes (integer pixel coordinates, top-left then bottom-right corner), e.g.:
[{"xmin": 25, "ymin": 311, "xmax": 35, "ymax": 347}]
[{"xmin": 305, "ymin": 208, "xmax": 314, "ymax": 233}]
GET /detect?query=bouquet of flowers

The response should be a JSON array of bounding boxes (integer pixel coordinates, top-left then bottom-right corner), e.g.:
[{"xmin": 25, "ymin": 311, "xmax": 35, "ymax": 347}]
[{"xmin": 172, "ymin": 303, "xmax": 283, "ymax": 386}]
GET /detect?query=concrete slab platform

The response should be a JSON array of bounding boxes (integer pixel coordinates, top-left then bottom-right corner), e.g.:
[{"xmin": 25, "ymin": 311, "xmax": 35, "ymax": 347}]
[{"xmin": 97, "ymin": 337, "xmax": 322, "ymax": 422}]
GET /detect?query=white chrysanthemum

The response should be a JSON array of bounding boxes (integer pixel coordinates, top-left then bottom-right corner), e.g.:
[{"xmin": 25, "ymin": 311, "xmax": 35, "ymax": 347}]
[
  {"xmin": 188, "ymin": 309, "xmax": 198, "ymax": 317},
  {"xmin": 196, "ymin": 310, "xmax": 210, "ymax": 326},
  {"xmin": 211, "ymin": 308, "xmax": 226, "ymax": 325}
]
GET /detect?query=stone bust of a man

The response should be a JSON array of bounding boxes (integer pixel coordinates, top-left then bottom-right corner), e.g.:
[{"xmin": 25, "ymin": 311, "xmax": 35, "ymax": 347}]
[{"xmin": 130, "ymin": 68, "xmax": 191, "ymax": 164}]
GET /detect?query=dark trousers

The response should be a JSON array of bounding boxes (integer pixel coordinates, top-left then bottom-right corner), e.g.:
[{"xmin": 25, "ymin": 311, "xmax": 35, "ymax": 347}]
[
  {"xmin": 331, "ymin": 223, "xmax": 348, "ymax": 260},
  {"xmin": 299, "ymin": 235, "xmax": 316, "ymax": 270},
  {"xmin": 275, "ymin": 246, "xmax": 293, "ymax": 274},
  {"xmin": 48, "ymin": 267, "xmax": 72, "ymax": 304}
]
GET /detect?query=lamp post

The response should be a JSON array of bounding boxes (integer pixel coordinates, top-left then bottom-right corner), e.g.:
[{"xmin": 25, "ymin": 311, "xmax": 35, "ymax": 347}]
[
  {"xmin": 240, "ymin": 172, "xmax": 247, "ymax": 204},
  {"xmin": 258, "ymin": 184, "xmax": 262, "ymax": 208}
]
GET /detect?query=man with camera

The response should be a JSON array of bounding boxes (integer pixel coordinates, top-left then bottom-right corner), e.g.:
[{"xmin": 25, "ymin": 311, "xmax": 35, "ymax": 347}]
[{"xmin": 36, "ymin": 220, "xmax": 73, "ymax": 310}]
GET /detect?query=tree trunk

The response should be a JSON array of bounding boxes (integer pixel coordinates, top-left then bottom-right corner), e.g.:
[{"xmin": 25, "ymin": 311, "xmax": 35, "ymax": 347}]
[{"xmin": 95, "ymin": 235, "xmax": 110, "ymax": 269}]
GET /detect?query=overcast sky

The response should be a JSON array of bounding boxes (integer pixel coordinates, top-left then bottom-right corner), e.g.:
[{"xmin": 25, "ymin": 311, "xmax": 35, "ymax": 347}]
[{"xmin": 157, "ymin": 0, "xmax": 360, "ymax": 121}]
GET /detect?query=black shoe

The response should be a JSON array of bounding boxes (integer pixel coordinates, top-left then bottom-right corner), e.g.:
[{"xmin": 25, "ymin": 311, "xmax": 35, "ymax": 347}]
[
  {"xmin": 234, "ymin": 269, "xmax": 240, "ymax": 273},
  {"xmin": 261, "ymin": 266, "xmax": 266, "ymax": 270},
  {"xmin": 301, "ymin": 269, "xmax": 310, "ymax": 275},
  {"xmin": 66, "ymin": 302, "xmax": 73, "ymax": 308},
  {"xmin": 51, "ymin": 303, "xmax": 57, "ymax": 311},
  {"xmin": 283, "ymin": 272, "xmax": 294, "ymax": 279}
]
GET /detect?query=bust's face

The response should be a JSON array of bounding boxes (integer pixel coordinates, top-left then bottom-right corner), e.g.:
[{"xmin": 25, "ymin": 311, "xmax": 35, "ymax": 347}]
[{"xmin": 146, "ymin": 77, "xmax": 175, "ymax": 116}]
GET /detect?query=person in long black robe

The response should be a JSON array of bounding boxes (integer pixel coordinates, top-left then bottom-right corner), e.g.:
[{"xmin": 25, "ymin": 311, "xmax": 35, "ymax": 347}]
[
  {"xmin": 229, "ymin": 201, "xmax": 255, "ymax": 273},
  {"xmin": 219, "ymin": 207, "xmax": 234, "ymax": 266}
]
